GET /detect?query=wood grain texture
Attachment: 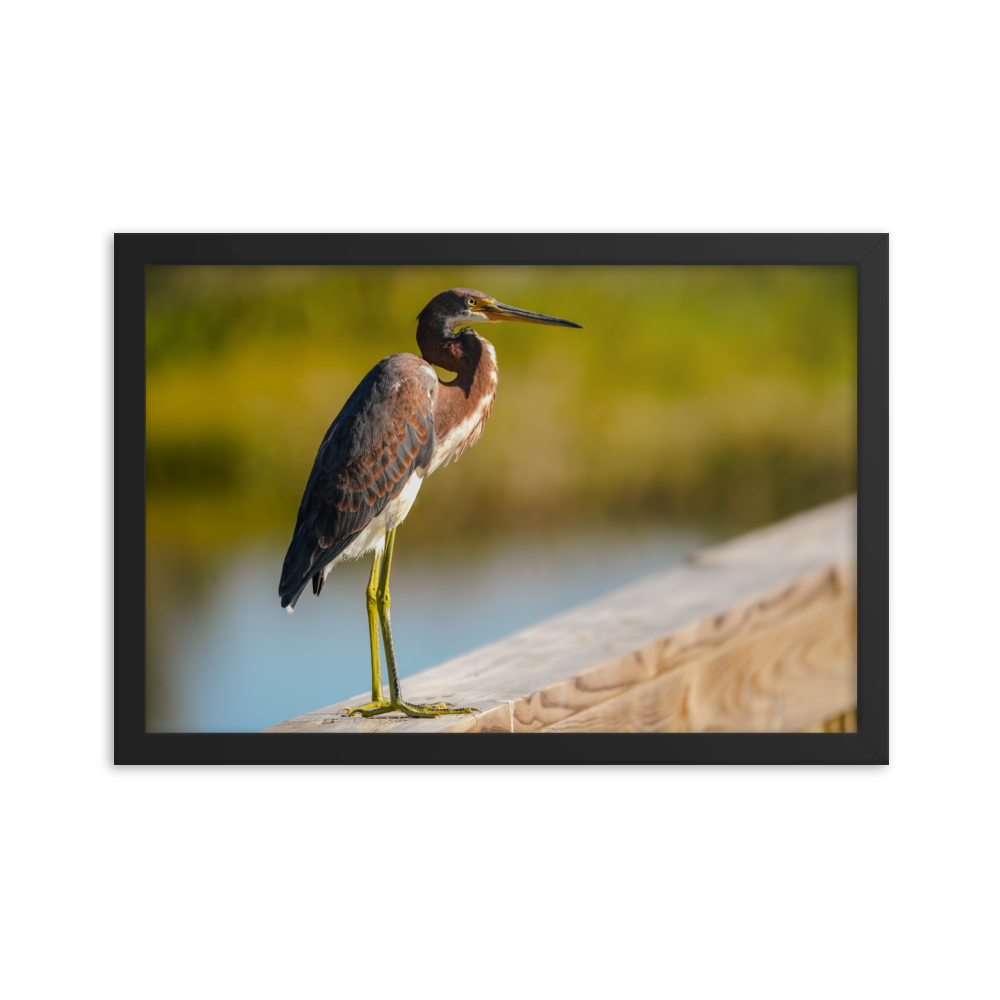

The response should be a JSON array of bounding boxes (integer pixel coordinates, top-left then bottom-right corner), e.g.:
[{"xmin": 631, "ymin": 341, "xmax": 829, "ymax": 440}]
[
  {"xmin": 539, "ymin": 598, "xmax": 855, "ymax": 733},
  {"xmin": 262, "ymin": 497, "xmax": 857, "ymax": 734}
]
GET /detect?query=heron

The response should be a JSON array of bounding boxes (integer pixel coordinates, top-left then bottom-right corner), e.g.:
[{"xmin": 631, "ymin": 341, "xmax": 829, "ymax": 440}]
[{"xmin": 278, "ymin": 288, "xmax": 583, "ymax": 718}]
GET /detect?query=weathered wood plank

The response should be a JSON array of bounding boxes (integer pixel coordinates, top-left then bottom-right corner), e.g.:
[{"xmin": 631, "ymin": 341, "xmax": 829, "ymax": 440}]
[
  {"xmin": 261, "ymin": 496, "xmax": 856, "ymax": 734},
  {"xmin": 539, "ymin": 598, "xmax": 855, "ymax": 733}
]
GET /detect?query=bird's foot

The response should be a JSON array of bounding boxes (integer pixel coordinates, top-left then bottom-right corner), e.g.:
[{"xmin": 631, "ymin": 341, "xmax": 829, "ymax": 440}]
[
  {"xmin": 345, "ymin": 700, "xmax": 479, "ymax": 719},
  {"xmin": 338, "ymin": 700, "xmax": 391, "ymax": 717}
]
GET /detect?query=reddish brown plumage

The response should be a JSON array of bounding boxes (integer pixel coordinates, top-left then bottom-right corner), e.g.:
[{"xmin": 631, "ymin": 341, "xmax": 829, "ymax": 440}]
[
  {"xmin": 417, "ymin": 290, "xmax": 499, "ymax": 472},
  {"xmin": 280, "ymin": 287, "xmax": 578, "ymax": 610},
  {"xmin": 325, "ymin": 356, "xmax": 436, "ymax": 516}
]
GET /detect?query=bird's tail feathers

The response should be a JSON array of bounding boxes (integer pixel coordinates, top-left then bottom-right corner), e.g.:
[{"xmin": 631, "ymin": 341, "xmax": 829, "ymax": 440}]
[
  {"xmin": 279, "ymin": 528, "xmax": 358, "ymax": 611},
  {"xmin": 282, "ymin": 581, "xmax": 309, "ymax": 611}
]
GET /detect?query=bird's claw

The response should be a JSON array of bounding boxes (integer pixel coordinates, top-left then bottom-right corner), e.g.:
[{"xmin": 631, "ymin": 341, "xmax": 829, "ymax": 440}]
[{"xmin": 338, "ymin": 701, "xmax": 391, "ymax": 717}]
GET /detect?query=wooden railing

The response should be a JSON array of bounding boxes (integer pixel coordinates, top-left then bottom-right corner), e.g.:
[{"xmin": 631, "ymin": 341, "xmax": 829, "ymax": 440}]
[{"xmin": 262, "ymin": 497, "xmax": 856, "ymax": 734}]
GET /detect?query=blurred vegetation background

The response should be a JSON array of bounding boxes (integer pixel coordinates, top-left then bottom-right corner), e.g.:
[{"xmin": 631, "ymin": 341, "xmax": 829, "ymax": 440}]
[{"xmin": 146, "ymin": 264, "xmax": 856, "ymax": 551}]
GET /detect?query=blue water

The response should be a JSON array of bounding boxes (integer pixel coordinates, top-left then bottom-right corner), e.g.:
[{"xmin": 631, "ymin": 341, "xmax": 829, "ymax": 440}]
[{"xmin": 148, "ymin": 525, "xmax": 711, "ymax": 732}]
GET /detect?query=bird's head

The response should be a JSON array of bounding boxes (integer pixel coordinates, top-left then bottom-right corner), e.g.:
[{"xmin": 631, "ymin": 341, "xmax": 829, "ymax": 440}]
[{"xmin": 418, "ymin": 287, "xmax": 583, "ymax": 337}]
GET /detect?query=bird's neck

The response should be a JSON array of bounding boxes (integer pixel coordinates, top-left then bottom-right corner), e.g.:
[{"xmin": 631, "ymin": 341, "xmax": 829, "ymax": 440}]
[{"xmin": 417, "ymin": 322, "xmax": 498, "ymax": 446}]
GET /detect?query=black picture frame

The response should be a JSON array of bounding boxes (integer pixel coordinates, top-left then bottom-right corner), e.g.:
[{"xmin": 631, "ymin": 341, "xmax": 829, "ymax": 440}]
[{"xmin": 116, "ymin": 233, "xmax": 887, "ymax": 764}]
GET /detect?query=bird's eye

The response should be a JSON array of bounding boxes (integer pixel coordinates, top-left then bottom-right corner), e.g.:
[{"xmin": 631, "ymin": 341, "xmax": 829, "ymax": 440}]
[{"xmin": 468, "ymin": 298, "xmax": 476, "ymax": 306}]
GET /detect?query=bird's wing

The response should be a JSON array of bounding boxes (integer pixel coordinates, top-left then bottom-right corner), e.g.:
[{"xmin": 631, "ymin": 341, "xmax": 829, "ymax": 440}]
[{"xmin": 279, "ymin": 355, "xmax": 437, "ymax": 608}]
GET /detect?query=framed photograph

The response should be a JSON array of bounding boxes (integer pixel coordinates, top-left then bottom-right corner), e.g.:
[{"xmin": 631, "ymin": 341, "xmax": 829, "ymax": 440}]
[{"xmin": 116, "ymin": 234, "xmax": 887, "ymax": 764}]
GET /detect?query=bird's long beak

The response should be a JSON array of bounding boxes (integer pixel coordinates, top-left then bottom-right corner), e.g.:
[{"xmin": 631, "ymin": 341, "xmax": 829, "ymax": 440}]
[{"xmin": 481, "ymin": 300, "xmax": 583, "ymax": 329}]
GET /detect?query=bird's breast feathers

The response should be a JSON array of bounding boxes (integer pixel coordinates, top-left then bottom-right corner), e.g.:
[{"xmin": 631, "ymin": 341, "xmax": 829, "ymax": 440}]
[{"xmin": 427, "ymin": 390, "xmax": 495, "ymax": 475}]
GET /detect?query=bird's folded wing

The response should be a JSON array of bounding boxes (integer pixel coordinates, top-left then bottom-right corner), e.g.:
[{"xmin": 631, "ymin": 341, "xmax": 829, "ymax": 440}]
[{"xmin": 279, "ymin": 357, "xmax": 437, "ymax": 606}]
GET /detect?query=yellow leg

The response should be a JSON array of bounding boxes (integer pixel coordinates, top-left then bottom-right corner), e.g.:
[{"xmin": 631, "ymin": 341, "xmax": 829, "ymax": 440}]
[
  {"xmin": 348, "ymin": 526, "xmax": 479, "ymax": 719},
  {"xmin": 339, "ymin": 550, "xmax": 391, "ymax": 715}
]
